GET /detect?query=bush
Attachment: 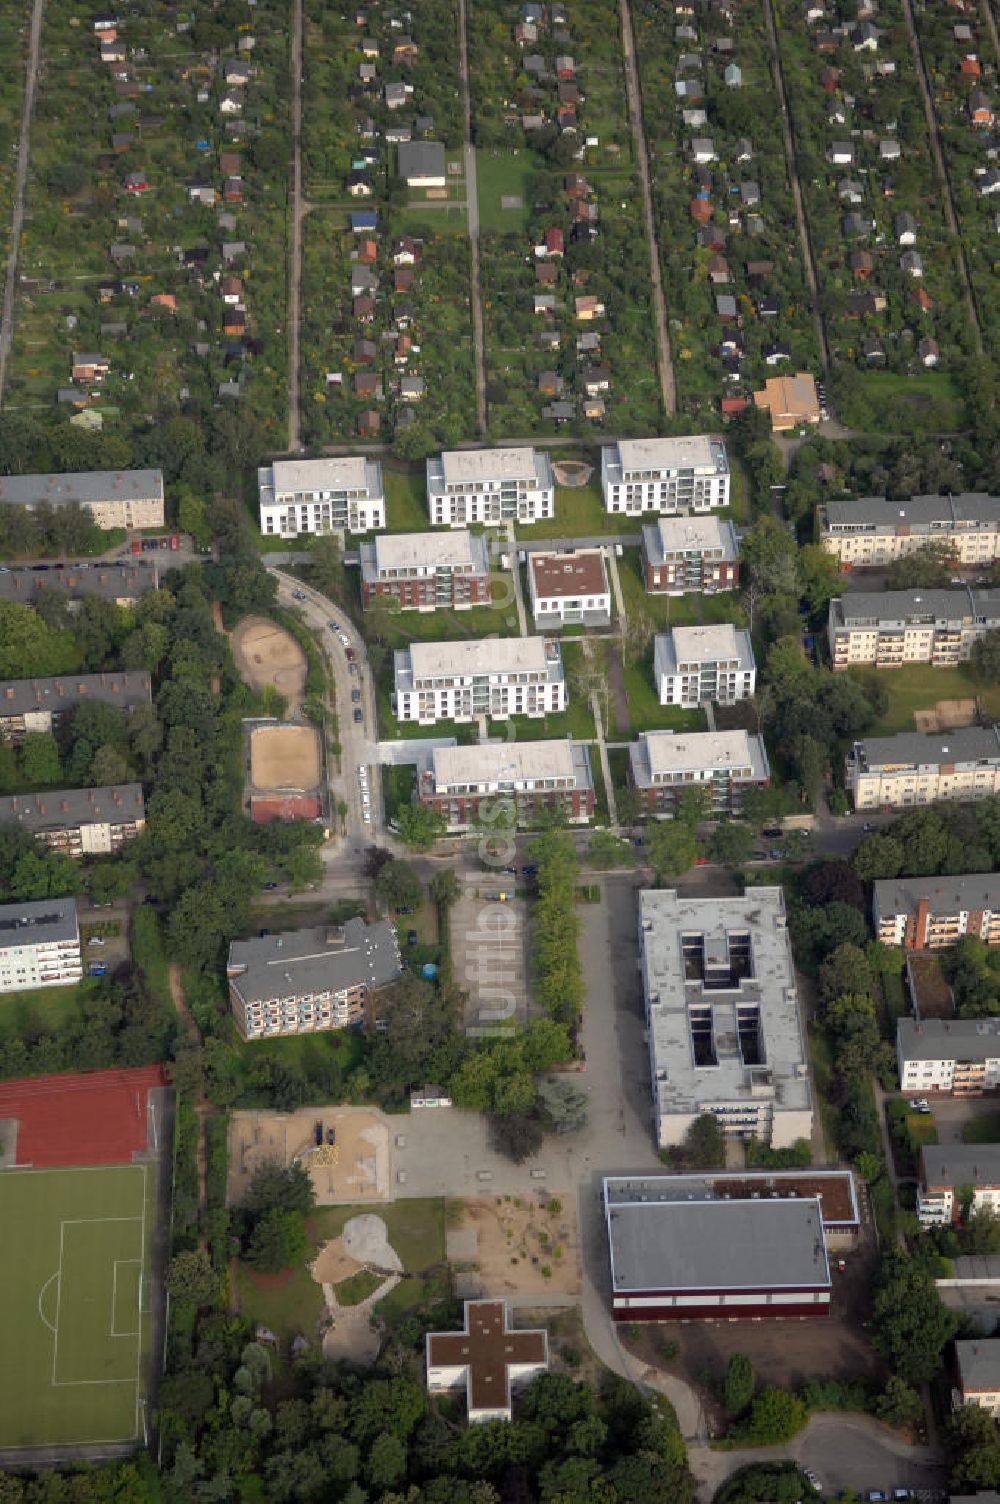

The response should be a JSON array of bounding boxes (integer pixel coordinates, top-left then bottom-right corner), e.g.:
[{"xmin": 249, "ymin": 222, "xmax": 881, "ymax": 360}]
[{"xmin": 738, "ymin": 1388, "xmax": 808, "ymax": 1445}]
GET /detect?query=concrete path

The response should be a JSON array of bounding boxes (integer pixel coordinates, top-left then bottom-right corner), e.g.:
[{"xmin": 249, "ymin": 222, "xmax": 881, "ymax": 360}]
[
  {"xmin": 506, "ymin": 521, "xmax": 529, "ymax": 636},
  {"xmin": 457, "ymin": 0, "xmax": 487, "ymax": 434},
  {"xmin": 0, "ymin": 0, "xmax": 45, "ymax": 401},
  {"xmin": 287, "ymin": 0, "xmax": 304, "ymax": 449},
  {"xmin": 590, "ymin": 688, "xmax": 617, "ymax": 827},
  {"xmin": 618, "ymin": 0, "xmax": 675, "ymax": 415},
  {"xmin": 606, "ymin": 546, "xmax": 626, "ymax": 622}
]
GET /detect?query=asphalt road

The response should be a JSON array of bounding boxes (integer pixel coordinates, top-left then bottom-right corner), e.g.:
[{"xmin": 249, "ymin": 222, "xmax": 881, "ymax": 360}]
[{"xmin": 268, "ymin": 566, "xmax": 383, "ymax": 847}]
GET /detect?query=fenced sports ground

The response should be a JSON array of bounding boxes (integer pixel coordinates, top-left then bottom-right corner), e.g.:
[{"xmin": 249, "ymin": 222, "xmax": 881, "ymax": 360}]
[
  {"xmin": 0, "ymin": 1066, "xmax": 170, "ymax": 1457},
  {"xmin": 0, "ymin": 1163, "xmax": 153, "ymax": 1449}
]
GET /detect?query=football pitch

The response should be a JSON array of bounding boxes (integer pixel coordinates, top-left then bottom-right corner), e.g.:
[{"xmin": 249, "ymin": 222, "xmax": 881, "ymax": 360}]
[{"xmin": 0, "ymin": 1164, "xmax": 153, "ymax": 1449}]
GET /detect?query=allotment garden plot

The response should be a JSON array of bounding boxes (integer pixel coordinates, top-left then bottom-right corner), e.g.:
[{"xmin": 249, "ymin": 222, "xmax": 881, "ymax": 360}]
[{"xmin": 0, "ymin": 1163, "xmax": 154, "ymax": 1450}]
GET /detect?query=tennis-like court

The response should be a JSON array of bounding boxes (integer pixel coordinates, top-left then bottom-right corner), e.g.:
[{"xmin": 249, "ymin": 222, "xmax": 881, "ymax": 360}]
[{"xmin": 0, "ymin": 1163, "xmax": 153, "ymax": 1449}]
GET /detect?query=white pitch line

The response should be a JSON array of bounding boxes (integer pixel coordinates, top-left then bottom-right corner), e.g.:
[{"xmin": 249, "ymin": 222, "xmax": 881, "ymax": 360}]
[{"xmin": 36, "ymin": 1271, "xmax": 58, "ymax": 1335}]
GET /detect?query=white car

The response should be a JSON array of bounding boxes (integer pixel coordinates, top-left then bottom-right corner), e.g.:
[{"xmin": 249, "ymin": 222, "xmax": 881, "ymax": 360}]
[
  {"xmin": 363, "ymin": 810, "xmax": 372, "ymax": 823},
  {"xmin": 88, "ymin": 937, "xmax": 106, "ymax": 947},
  {"xmin": 339, "ymin": 633, "xmax": 351, "ymax": 648}
]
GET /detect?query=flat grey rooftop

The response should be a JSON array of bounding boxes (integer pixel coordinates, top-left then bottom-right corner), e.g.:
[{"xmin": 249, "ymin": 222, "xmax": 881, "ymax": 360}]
[
  {"xmin": 428, "ymin": 447, "xmax": 552, "ymax": 492},
  {"xmin": 853, "ymin": 726, "xmax": 1000, "ymax": 770},
  {"xmin": 957, "ymin": 1339, "xmax": 1000, "ymax": 1392},
  {"xmin": 875, "ymin": 874, "xmax": 1000, "ymax": 917},
  {"xmin": 922, "ymin": 1145, "xmax": 1000, "ymax": 1189},
  {"xmin": 606, "ymin": 1196, "xmax": 829, "ymax": 1293},
  {"xmin": 0, "ymin": 469, "xmax": 163, "ymax": 507},
  {"xmin": 822, "ymin": 493, "xmax": 1000, "ymax": 530},
  {"xmin": 227, "ymin": 918, "xmax": 400, "ymax": 1004},
  {"xmin": 898, "ymin": 1016, "xmax": 1000, "ymax": 1062},
  {"xmin": 640, "ymin": 887, "xmax": 810, "ymax": 1120},
  {"xmin": 0, "ymin": 896, "xmax": 78, "ymax": 946}
]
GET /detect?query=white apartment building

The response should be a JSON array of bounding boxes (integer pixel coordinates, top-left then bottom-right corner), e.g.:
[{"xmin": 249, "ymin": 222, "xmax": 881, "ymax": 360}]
[
  {"xmin": 393, "ymin": 637, "xmax": 566, "ymax": 725},
  {"xmin": 845, "ymin": 727, "xmax": 1000, "ymax": 811},
  {"xmin": 653, "ymin": 624, "xmax": 756, "ymax": 707},
  {"xmin": 257, "ymin": 457, "xmax": 385, "ymax": 537},
  {"xmin": 955, "ymin": 1342, "xmax": 1000, "ymax": 1418},
  {"xmin": 427, "ymin": 448, "xmax": 554, "ymax": 528},
  {"xmin": 628, "ymin": 729, "xmax": 770, "ymax": 817},
  {"xmin": 417, "ymin": 740, "xmax": 595, "ymax": 829},
  {"xmin": 639, "ymin": 887, "xmax": 812, "ymax": 1149},
  {"xmin": 601, "ymin": 435, "xmax": 730, "ymax": 515},
  {"xmin": 527, "ymin": 548, "xmax": 611, "ymax": 628},
  {"xmin": 828, "ymin": 589, "xmax": 1000, "ymax": 670},
  {"xmin": 642, "ymin": 513, "xmax": 740, "ymax": 594},
  {"xmin": 0, "ymin": 469, "xmax": 164, "ymax": 531},
  {"xmin": 819, "ymin": 493, "xmax": 1000, "ymax": 569},
  {"xmin": 897, "ymin": 1017, "xmax": 1000, "ymax": 1096},
  {"xmin": 917, "ymin": 1146, "xmax": 1000, "ymax": 1227},
  {"xmin": 0, "ymin": 898, "xmax": 82, "ymax": 994}
]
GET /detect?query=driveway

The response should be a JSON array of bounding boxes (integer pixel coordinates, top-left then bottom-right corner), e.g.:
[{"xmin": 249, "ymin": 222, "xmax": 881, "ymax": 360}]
[{"xmin": 689, "ymin": 1413, "xmax": 946, "ymax": 1501}]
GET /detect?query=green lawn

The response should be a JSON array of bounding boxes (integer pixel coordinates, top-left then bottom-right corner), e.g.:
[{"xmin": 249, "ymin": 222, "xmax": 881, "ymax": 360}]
[
  {"xmin": 616, "ymin": 653, "xmax": 708, "ymax": 737},
  {"xmin": 518, "ymin": 482, "xmax": 621, "ymax": 540},
  {"xmin": 335, "ymin": 1268, "xmax": 384, "ymax": 1306},
  {"xmin": 849, "ymin": 664, "xmax": 1000, "ymax": 736},
  {"xmin": 852, "ymin": 370, "xmax": 968, "ymax": 434},
  {"xmin": 0, "ymin": 1164, "xmax": 152, "ymax": 1447},
  {"xmin": 0, "ymin": 979, "xmax": 99, "ymax": 1037},
  {"xmin": 475, "ymin": 149, "xmax": 540, "ymax": 233},
  {"xmin": 383, "ymin": 465, "xmax": 431, "ymax": 532},
  {"xmin": 236, "ymin": 1259, "xmax": 325, "ymax": 1346},
  {"xmin": 963, "ymin": 1113, "xmax": 1000, "ymax": 1145},
  {"xmin": 378, "ymin": 590, "xmax": 521, "ymax": 648},
  {"xmin": 617, "ymin": 548, "xmax": 699, "ymax": 630}
]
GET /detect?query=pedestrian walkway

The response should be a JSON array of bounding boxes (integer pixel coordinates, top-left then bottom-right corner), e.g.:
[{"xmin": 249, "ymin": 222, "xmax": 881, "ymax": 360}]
[{"xmin": 506, "ymin": 521, "xmax": 528, "ymax": 636}]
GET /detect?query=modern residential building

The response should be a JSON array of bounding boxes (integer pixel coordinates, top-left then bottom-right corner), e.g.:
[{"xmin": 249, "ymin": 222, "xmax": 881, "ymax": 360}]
[
  {"xmin": 394, "ymin": 637, "xmax": 566, "ymax": 725},
  {"xmin": 257, "ymin": 457, "xmax": 385, "ymax": 536},
  {"xmin": 874, "ymin": 875, "xmax": 1000, "ymax": 950},
  {"xmin": 0, "ymin": 898, "xmax": 82, "ymax": 994},
  {"xmin": 917, "ymin": 1145, "xmax": 1000, "ymax": 1227},
  {"xmin": 427, "ymin": 448, "xmax": 554, "ymax": 528},
  {"xmin": 897, "ymin": 1017, "xmax": 1000, "ymax": 1096},
  {"xmin": 0, "ymin": 469, "xmax": 164, "ymax": 531},
  {"xmin": 641, "ymin": 514, "xmax": 740, "ymax": 595},
  {"xmin": 819, "ymin": 493, "xmax": 1000, "ymax": 569},
  {"xmin": 0, "ymin": 672, "xmax": 152, "ymax": 740},
  {"xmin": 604, "ymin": 1174, "xmax": 831, "ymax": 1320},
  {"xmin": 425, "ymin": 1301, "xmax": 548, "ymax": 1424},
  {"xmin": 653, "ymin": 625, "xmax": 756, "ymax": 706},
  {"xmin": 955, "ymin": 1341, "xmax": 1000, "ymax": 1418},
  {"xmin": 628, "ymin": 729, "xmax": 769, "ymax": 817},
  {"xmin": 359, "ymin": 530, "xmax": 492, "ymax": 611},
  {"xmin": 639, "ymin": 887, "xmax": 812, "ymax": 1149},
  {"xmin": 226, "ymin": 918, "xmax": 401, "ymax": 1040},
  {"xmin": 527, "ymin": 548, "xmax": 611, "ymax": 627},
  {"xmin": 417, "ymin": 740, "xmax": 595, "ymax": 830},
  {"xmin": 828, "ymin": 588, "xmax": 1000, "ymax": 670},
  {"xmin": 0, "ymin": 784, "xmax": 145, "ymax": 857},
  {"xmin": 845, "ymin": 727, "xmax": 1000, "ymax": 810},
  {"xmin": 0, "ymin": 562, "xmax": 158, "ymax": 610},
  {"xmin": 600, "ymin": 435, "xmax": 730, "ymax": 515}
]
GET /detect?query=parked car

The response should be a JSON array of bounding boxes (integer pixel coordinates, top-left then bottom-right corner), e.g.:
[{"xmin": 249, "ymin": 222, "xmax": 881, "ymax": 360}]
[
  {"xmin": 263, "ymin": 881, "xmax": 278, "ymax": 890},
  {"xmin": 353, "ymin": 708, "xmax": 363, "ymax": 723},
  {"xmin": 314, "ymin": 1121, "xmax": 323, "ymax": 1146},
  {"xmin": 349, "ymin": 662, "xmax": 359, "ymax": 676},
  {"xmin": 292, "ymin": 590, "xmax": 306, "ymax": 601},
  {"xmin": 351, "ymin": 689, "xmax": 361, "ymax": 703},
  {"xmin": 863, "ymin": 822, "xmax": 876, "ymax": 832},
  {"xmin": 762, "ymin": 827, "xmax": 783, "ymax": 838},
  {"xmin": 328, "ymin": 620, "xmax": 340, "ymax": 631},
  {"xmin": 345, "ymin": 647, "xmax": 356, "ymax": 661},
  {"xmin": 88, "ymin": 937, "xmax": 106, "ymax": 947},
  {"xmin": 87, "ymin": 963, "xmax": 107, "ymax": 976},
  {"xmin": 407, "ymin": 929, "xmax": 418, "ymax": 946},
  {"xmin": 803, "ymin": 1471, "xmax": 822, "ymax": 1493},
  {"xmin": 326, "ymin": 1127, "xmax": 336, "ymax": 1146}
]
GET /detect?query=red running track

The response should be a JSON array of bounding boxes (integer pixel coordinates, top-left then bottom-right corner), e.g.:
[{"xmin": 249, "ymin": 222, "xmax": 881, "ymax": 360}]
[{"xmin": 0, "ymin": 1065, "xmax": 167, "ymax": 1167}]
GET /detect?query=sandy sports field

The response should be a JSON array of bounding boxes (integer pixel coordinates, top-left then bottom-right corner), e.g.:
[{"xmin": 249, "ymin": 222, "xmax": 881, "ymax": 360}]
[
  {"xmin": 227, "ymin": 1107, "xmax": 390, "ymax": 1206},
  {"xmin": 249, "ymin": 722, "xmax": 322, "ymax": 792},
  {"xmin": 232, "ymin": 616, "xmax": 307, "ymax": 712}
]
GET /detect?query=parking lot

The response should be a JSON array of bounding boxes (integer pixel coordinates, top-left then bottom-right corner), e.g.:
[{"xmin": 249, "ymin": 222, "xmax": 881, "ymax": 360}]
[{"xmin": 450, "ymin": 880, "xmax": 531, "ymax": 1033}]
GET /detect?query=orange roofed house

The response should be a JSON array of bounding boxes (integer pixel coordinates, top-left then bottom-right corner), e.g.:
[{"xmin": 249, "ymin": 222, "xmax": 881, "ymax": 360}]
[
  {"xmin": 426, "ymin": 1301, "xmax": 549, "ymax": 1424},
  {"xmin": 753, "ymin": 371, "xmax": 820, "ymax": 431}
]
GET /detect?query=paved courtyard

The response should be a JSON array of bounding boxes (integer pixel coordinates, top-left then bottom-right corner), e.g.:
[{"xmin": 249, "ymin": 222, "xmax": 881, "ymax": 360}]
[{"xmin": 451, "ymin": 881, "xmax": 531, "ymax": 1032}]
